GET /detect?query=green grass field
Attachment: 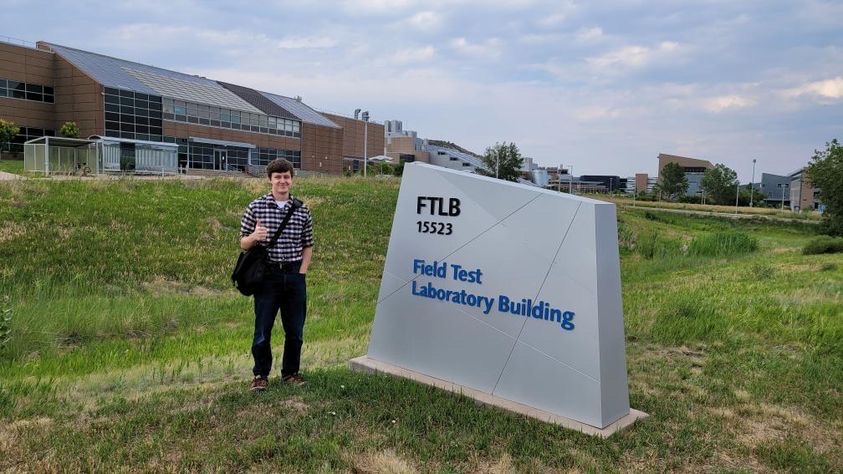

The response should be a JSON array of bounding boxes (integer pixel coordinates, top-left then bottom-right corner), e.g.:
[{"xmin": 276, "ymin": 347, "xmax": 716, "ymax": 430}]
[{"xmin": 1, "ymin": 177, "xmax": 840, "ymax": 472}]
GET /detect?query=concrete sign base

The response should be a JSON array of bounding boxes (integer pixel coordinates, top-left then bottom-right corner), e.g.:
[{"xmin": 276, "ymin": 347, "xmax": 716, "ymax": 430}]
[{"xmin": 349, "ymin": 356, "xmax": 648, "ymax": 438}]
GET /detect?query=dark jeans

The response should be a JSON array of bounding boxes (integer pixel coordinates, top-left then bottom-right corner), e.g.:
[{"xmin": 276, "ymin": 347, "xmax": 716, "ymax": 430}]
[{"xmin": 252, "ymin": 261, "xmax": 307, "ymax": 378}]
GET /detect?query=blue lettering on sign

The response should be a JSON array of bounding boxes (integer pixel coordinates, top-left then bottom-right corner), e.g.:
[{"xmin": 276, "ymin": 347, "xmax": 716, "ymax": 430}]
[{"xmin": 410, "ymin": 258, "xmax": 575, "ymax": 331}]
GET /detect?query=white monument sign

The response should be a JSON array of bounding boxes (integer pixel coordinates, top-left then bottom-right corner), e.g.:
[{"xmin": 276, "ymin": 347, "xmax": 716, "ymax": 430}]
[{"xmin": 350, "ymin": 163, "xmax": 646, "ymax": 436}]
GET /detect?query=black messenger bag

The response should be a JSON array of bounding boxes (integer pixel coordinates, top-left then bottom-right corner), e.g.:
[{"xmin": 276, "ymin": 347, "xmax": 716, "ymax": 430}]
[{"xmin": 231, "ymin": 199, "xmax": 301, "ymax": 296}]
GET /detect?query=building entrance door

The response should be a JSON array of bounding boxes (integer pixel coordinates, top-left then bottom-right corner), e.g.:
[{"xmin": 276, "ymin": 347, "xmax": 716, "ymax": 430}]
[{"xmin": 214, "ymin": 149, "xmax": 227, "ymax": 171}]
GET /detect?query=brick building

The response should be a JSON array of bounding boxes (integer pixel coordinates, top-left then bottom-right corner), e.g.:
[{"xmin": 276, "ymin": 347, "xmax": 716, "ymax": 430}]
[{"xmin": 0, "ymin": 39, "xmax": 383, "ymax": 174}]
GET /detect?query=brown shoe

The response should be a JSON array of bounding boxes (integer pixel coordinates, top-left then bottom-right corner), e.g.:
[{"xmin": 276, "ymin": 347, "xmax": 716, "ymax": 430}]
[
  {"xmin": 250, "ymin": 376, "xmax": 268, "ymax": 391},
  {"xmin": 282, "ymin": 373, "xmax": 306, "ymax": 386}
]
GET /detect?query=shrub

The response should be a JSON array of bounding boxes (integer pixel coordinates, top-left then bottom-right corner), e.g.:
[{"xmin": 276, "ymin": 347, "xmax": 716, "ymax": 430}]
[
  {"xmin": 802, "ymin": 236, "xmax": 843, "ymax": 255},
  {"xmin": 688, "ymin": 231, "xmax": 758, "ymax": 257},
  {"xmin": 637, "ymin": 231, "xmax": 683, "ymax": 259}
]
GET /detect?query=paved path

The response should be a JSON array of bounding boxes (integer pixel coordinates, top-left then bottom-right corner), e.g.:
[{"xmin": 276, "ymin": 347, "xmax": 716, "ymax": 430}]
[
  {"xmin": 618, "ymin": 204, "xmax": 819, "ymax": 225},
  {"xmin": 0, "ymin": 171, "xmax": 24, "ymax": 180}
]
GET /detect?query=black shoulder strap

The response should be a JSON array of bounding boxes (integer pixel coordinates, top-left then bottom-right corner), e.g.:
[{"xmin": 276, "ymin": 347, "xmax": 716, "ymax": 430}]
[{"xmin": 267, "ymin": 199, "xmax": 302, "ymax": 248}]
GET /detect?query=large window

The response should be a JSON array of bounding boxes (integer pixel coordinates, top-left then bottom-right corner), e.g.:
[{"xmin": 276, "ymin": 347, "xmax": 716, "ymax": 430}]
[
  {"xmin": 104, "ymin": 87, "xmax": 163, "ymax": 141},
  {"xmin": 9, "ymin": 127, "xmax": 55, "ymax": 153},
  {"xmin": 254, "ymin": 147, "xmax": 301, "ymax": 168},
  {"xmin": 163, "ymin": 136, "xmax": 301, "ymax": 170},
  {"xmin": 0, "ymin": 78, "xmax": 54, "ymax": 103},
  {"xmin": 161, "ymin": 97, "xmax": 301, "ymax": 138}
]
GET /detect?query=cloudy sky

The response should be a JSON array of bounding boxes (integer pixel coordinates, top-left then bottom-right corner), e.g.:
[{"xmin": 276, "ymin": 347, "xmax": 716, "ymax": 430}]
[{"xmin": 3, "ymin": 0, "xmax": 842, "ymax": 178}]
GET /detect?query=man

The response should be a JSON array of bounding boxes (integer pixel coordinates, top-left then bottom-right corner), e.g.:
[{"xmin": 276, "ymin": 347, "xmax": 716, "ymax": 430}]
[{"xmin": 239, "ymin": 158, "xmax": 313, "ymax": 391}]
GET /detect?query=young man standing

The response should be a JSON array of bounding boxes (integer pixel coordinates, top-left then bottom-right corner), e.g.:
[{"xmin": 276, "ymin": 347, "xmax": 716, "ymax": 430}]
[{"xmin": 239, "ymin": 158, "xmax": 313, "ymax": 391}]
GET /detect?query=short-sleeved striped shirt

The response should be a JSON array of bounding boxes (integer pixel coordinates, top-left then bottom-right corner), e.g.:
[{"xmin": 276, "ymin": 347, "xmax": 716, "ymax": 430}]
[{"xmin": 240, "ymin": 193, "xmax": 314, "ymax": 263}]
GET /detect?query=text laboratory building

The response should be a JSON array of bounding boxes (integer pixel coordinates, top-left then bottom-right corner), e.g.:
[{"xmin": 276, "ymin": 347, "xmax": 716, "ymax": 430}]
[{"xmin": 0, "ymin": 39, "xmax": 383, "ymax": 174}]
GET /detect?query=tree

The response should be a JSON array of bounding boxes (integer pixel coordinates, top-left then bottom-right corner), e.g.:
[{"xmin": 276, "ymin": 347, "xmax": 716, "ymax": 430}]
[
  {"xmin": 657, "ymin": 162, "xmax": 689, "ymax": 200},
  {"xmin": 701, "ymin": 163, "xmax": 739, "ymax": 205},
  {"xmin": 478, "ymin": 142, "xmax": 524, "ymax": 181},
  {"xmin": 806, "ymin": 139, "xmax": 843, "ymax": 235},
  {"xmin": 0, "ymin": 119, "xmax": 20, "ymax": 153},
  {"xmin": 59, "ymin": 121, "xmax": 80, "ymax": 138},
  {"xmin": 393, "ymin": 161, "xmax": 405, "ymax": 177}
]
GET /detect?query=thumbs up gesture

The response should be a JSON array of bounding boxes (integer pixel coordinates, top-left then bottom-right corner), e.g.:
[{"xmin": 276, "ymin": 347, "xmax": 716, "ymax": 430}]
[{"xmin": 252, "ymin": 218, "xmax": 269, "ymax": 242}]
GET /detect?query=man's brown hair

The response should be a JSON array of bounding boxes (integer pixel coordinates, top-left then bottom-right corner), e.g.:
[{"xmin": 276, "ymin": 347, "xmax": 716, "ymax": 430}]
[{"xmin": 266, "ymin": 158, "xmax": 295, "ymax": 178}]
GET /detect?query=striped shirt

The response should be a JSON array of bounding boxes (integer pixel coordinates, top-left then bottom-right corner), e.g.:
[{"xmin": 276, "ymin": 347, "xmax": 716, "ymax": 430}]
[{"xmin": 240, "ymin": 193, "xmax": 314, "ymax": 263}]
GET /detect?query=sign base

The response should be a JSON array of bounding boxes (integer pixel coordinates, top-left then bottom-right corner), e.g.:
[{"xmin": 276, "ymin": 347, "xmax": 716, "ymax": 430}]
[{"xmin": 349, "ymin": 356, "xmax": 648, "ymax": 438}]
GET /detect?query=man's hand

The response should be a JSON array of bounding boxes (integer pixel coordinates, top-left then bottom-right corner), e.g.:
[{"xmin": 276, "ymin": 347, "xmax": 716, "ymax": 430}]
[{"xmin": 251, "ymin": 219, "xmax": 268, "ymax": 243}]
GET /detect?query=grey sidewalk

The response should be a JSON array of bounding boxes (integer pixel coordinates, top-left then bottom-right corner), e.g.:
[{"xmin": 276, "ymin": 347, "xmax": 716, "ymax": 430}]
[{"xmin": 0, "ymin": 171, "xmax": 24, "ymax": 180}]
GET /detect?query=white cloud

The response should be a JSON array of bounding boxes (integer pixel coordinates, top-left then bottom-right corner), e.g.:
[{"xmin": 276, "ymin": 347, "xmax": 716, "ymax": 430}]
[
  {"xmin": 574, "ymin": 105, "xmax": 622, "ymax": 121},
  {"xmin": 405, "ymin": 11, "xmax": 442, "ymax": 32},
  {"xmin": 538, "ymin": 13, "xmax": 568, "ymax": 28},
  {"xmin": 784, "ymin": 77, "xmax": 843, "ymax": 100},
  {"xmin": 575, "ymin": 26, "xmax": 604, "ymax": 43},
  {"xmin": 277, "ymin": 36, "xmax": 337, "ymax": 49},
  {"xmin": 450, "ymin": 37, "xmax": 502, "ymax": 59},
  {"xmin": 390, "ymin": 46, "xmax": 436, "ymax": 64},
  {"xmin": 702, "ymin": 95, "xmax": 756, "ymax": 112},
  {"xmin": 587, "ymin": 41, "xmax": 680, "ymax": 69},
  {"xmin": 341, "ymin": 0, "xmax": 417, "ymax": 14},
  {"xmin": 518, "ymin": 33, "xmax": 562, "ymax": 45}
]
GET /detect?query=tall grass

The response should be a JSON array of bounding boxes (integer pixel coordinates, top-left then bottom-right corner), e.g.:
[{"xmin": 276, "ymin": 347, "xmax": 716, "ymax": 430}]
[
  {"xmin": 687, "ymin": 231, "xmax": 759, "ymax": 257},
  {"xmin": 1, "ymin": 176, "xmax": 841, "ymax": 472}
]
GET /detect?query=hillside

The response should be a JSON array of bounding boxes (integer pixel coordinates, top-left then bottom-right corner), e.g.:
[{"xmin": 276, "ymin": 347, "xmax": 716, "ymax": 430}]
[{"xmin": 0, "ymin": 176, "xmax": 841, "ymax": 471}]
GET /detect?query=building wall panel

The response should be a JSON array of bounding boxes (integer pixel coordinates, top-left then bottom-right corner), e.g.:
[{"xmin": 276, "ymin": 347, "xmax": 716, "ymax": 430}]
[
  {"xmin": 162, "ymin": 121, "xmax": 301, "ymax": 150},
  {"xmin": 53, "ymin": 55, "xmax": 103, "ymax": 137},
  {"xmin": 301, "ymin": 123, "xmax": 343, "ymax": 174},
  {"xmin": 323, "ymin": 113, "xmax": 384, "ymax": 159},
  {"xmin": 0, "ymin": 42, "xmax": 55, "ymax": 85}
]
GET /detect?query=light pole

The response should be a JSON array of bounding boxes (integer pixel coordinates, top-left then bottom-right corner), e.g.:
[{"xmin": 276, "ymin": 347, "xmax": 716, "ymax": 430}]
[
  {"xmin": 568, "ymin": 165, "xmax": 574, "ymax": 194},
  {"xmin": 749, "ymin": 158, "xmax": 756, "ymax": 207},
  {"xmin": 779, "ymin": 183, "xmax": 789, "ymax": 211},
  {"xmin": 735, "ymin": 180, "xmax": 740, "ymax": 214},
  {"xmin": 362, "ymin": 110, "xmax": 369, "ymax": 177}
]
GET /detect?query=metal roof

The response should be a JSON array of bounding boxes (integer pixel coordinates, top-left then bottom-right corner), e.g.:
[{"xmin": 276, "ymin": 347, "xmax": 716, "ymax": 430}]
[
  {"xmin": 218, "ymin": 82, "xmax": 299, "ymax": 120},
  {"xmin": 45, "ymin": 43, "xmax": 262, "ymax": 113},
  {"xmin": 426, "ymin": 144, "xmax": 487, "ymax": 170},
  {"xmin": 260, "ymin": 91, "xmax": 339, "ymax": 128}
]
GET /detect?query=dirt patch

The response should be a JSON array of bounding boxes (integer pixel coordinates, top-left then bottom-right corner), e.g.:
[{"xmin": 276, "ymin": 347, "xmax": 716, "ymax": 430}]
[
  {"xmin": 707, "ymin": 407, "xmax": 738, "ymax": 420},
  {"xmin": 206, "ymin": 217, "xmax": 224, "ymax": 232},
  {"xmin": 733, "ymin": 389, "xmax": 751, "ymax": 401},
  {"xmin": 775, "ymin": 287, "xmax": 842, "ymax": 306},
  {"xmin": 300, "ymin": 196, "xmax": 325, "ymax": 208},
  {"xmin": 0, "ymin": 222, "xmax": 26, "ymax": 243},
  {"xmin": 734, "ymin": 402, "xmax": 840, "ymax": 454},
  {"xmin": 278, "ymin": 396, "xmax": 310, "ymax": 414},
  {"xmin": 352, "ymin": 449, "xmax": 417, "ymax": 473},
  {"xmin": 0, "ymin": 417, "xmax": 54, "ymax": 456}
]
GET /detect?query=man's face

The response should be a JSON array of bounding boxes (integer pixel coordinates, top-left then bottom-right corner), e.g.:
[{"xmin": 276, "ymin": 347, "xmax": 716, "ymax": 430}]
[{"xmin": 269, "ymin": 171, "xmax": 293, "ymax": 196}]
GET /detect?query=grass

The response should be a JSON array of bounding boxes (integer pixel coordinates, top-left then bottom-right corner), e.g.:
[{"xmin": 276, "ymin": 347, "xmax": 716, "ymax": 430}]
[
  {"xmin": 803, "ymin": 235, "xmax": 843, "ymax": 255},
  {"xmin": 599, "ymin": 193, "xmax": 822, "ymax": 221},
  {"xmin": 0, "ymin": 159, "xmax": 25, "ymax": 175},
  {"xmin": 1, "ymin": 176, "xmax": 841, "ymax": 472}
]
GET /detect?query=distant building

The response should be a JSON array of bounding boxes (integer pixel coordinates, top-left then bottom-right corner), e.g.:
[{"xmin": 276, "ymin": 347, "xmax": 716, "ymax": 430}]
[
  {"xmin": 755, "ymin": 173, "xmax": 791, "ymax": 207},
  {"xmin": 788, "ymin": 168, "xmax": 821, "ymax": 212},
  {"xmin": 579, "ymin": 175, "xmax": 622, "ymax": 193},
  {"xmin": 425, "ymin": 141, "xmax": 485, "ymax": 173},
  {"xmin": 631, "ymin": 173, "xmax": 655, "ymax": 193},
  {"xmin": 657, "ymin": 153, "xmax": 714, "ymax": 196}
]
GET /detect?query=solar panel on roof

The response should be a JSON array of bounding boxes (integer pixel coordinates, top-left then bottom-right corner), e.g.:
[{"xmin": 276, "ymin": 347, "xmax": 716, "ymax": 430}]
[
  {"xmin": 47, "ymin": 43, "xmax": 261, "ymax": 112},
  {"xmin": 260, "ymin": 92, "xmax": 339, "ymax": 128},
  {"xmin": 126, "ymin": 69, "xmax": 261, "ymax": 113}
]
